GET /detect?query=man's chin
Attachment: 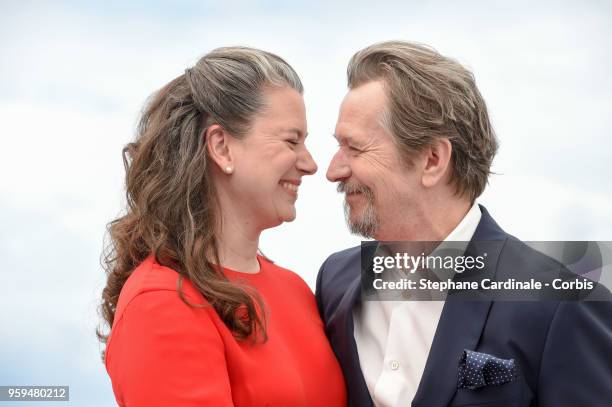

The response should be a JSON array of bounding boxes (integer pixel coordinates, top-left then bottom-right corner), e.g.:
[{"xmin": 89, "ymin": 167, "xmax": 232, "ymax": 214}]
[
  {"xmin": 343, "ymin": 199, "xmax": 377, "ymax": 236},
  {"xmin": 345, "ymin": 198, "xmax": 363, "ymax": 213},
  {"xmin": 347, "ymin": 218, "xmax": 374, "ymax": 238},
  {"xmin": 346, "ymin": 208, "xmax": 360, "ymax": 224}
]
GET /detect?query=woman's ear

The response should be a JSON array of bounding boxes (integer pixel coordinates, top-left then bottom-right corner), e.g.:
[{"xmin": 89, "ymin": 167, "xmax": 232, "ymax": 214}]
[{"xmin": 205, "ymin": 124, "xmax": 235, "ymax": 174}]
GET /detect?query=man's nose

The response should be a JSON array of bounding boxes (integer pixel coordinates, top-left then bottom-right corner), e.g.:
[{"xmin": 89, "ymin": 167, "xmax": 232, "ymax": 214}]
[{"xmin": 326, "ymin": 149, "xmax": 350, "ymax": 182}]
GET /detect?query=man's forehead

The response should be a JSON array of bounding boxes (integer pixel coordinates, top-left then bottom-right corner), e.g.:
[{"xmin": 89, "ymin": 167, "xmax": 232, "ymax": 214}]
[
  {"xmin": 336, "ymin": 84, "xmax": 388, "ymax": 141},
  {"xmin": 342, "ymin": 80, "xmax": 387, "ymax": 111},
  {"xmin": 334, "ymin": 119, "xmax": 389, "ymax": 146},
  {"xmin": 338, "ymin": 83, "xmax": 387, "ymax": 126},
  {"xmin": 334, "ymin": 116, "xmax": 365, "ymax": 141}
]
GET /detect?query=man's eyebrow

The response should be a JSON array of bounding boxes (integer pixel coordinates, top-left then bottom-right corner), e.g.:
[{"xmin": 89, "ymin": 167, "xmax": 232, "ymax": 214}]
[{"xmin": 334, "ymin": 133, "xmax": 360, "ymax": 145}]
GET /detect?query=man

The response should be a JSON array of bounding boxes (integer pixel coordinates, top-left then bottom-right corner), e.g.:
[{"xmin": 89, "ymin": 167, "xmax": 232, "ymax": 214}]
[{"xmin": 316, "ymin": 41, "xmax": 612, "ymax": 407}]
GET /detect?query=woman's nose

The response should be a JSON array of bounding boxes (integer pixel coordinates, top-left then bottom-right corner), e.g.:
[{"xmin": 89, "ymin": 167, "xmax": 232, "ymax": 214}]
[{"xmin": 297, "ymin": 147, "xmax": 318, "ymax": 175}]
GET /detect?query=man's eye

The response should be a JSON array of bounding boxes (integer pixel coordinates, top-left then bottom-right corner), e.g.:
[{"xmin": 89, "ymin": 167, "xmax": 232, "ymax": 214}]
[
  {"xmin": 337, "ymin": 142, "xmax": 361, "ymax": 153},
  {"xmin": 286, "ymin": 139, "xmax": 299, "ymax": 146}
]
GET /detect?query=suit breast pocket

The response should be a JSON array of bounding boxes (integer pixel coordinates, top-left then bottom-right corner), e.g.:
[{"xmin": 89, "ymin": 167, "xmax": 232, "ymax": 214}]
[{"xmin": 448, "ymin": 372, "xmax": 533, "ymax": 407}]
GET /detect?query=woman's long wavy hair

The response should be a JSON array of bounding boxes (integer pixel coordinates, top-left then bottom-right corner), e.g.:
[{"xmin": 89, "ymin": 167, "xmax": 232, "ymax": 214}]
[{"xmin": 97, "ymin": 47, "xmax": 303, "ymax": 359}]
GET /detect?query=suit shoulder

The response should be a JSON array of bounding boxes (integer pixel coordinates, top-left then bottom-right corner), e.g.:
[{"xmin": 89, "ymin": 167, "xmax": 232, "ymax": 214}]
[
  {"xmin": 319, "ymin": 244, "xmax": 368, "ymax": 280},
  {"xmin": 498, "ymin": 238, "xmax": 611, "ymax": 299},
  {"xmin": 322, "ymin": 241, "xmax": 380, "ymax": 267},
  {"xmin": 501, "ymin": 238, "xmax": 590, "ymax": 274},
  {"xmin": 323, "ymin": 244, "xmax": 362, "ymax": 264},
  {"xmin": 317, "ymin": 244, "xmax": 370, "ymax": 303}
]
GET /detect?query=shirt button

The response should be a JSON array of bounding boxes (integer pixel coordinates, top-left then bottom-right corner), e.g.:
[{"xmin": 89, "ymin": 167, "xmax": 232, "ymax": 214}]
[{"xmin": 390, "ymin": 360, "xmax": 400, "ymax": 370}]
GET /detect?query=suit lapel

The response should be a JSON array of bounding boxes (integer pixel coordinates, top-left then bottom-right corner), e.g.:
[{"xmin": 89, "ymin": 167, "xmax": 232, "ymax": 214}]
[
  {"xmin": 412, "ymin": 205, "xmax": 507, "ymax": 407},
  {"xmin": 411, "ymin": 300, "xmax": 493, "ymax": 406}
]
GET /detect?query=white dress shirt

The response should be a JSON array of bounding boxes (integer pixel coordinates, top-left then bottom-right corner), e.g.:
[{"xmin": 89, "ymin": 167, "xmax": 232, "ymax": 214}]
[{"xmin": 353, "ymin": 203, "xmax": 482, "ymax": 406}]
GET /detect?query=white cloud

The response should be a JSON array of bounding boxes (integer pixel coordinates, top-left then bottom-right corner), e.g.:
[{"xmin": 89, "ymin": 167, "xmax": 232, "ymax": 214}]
[{"xmin": 1, "ymin": 1, "xmax": 611, "ymax": 403}]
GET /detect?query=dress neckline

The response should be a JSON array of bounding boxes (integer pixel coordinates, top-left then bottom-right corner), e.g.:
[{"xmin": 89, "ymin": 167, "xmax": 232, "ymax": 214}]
[{"xmin": 221, "ymin": 255, "xmax": 266, "ymax": 277}]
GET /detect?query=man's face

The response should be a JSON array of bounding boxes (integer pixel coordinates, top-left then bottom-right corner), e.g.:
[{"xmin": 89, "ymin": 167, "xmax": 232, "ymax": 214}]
[{"xmin": 326, "ymin": 80, "xmax": 422, "ymax": 239}]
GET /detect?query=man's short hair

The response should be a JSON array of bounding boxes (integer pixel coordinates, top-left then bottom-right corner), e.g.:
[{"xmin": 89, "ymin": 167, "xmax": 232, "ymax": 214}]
[{"xmin": 347, "ymin": 41, "xmax": 498, "ymax": 202}]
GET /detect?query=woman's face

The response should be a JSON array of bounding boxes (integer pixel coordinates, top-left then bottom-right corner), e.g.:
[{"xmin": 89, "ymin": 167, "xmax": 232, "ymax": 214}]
[{"xmin": 227, "ymin": 86, "xmax": 317, "ymax": 230}]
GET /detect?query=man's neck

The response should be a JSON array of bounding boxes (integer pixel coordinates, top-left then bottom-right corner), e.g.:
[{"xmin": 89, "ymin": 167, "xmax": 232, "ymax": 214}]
[{"xmin": 374, "ymin": 199, "xmax": 472, "ymax": 241}]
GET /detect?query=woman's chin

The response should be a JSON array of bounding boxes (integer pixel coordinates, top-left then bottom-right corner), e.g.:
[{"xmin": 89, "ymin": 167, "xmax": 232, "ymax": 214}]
[
  {"xmin": 256, "ymin": 209, "xmax": 296, "ymax": 231},
  {"xmin": 277, "ymin": 206, "xmax": 297, "ymax": 224},
  {"xmin": 280, "ymin": 210, "xmax": 297, "ymax": 223}
]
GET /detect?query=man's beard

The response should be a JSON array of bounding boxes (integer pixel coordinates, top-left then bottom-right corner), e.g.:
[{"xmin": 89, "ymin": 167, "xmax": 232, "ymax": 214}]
[{"xmin": 337, "ymin": 181, "xmax": 379, "ymax": 238}]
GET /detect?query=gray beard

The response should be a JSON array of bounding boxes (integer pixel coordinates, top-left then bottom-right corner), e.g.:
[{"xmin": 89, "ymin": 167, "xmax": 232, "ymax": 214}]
[{"xmin": 343, "ymin": 198, "xmax": 379, "ymax": 239}]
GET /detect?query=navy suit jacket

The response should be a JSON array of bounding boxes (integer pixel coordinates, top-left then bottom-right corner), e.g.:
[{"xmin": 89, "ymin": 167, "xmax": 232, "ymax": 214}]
[{"xmin": 315, "ymin": 206, "xmax": 612, "ymax": 406}]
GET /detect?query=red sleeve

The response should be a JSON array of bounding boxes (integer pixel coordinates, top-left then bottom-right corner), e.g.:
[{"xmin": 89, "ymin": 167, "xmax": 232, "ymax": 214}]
[{"xmin": 106, "ymin": 290, "xmax": 234, "ymax": 407}]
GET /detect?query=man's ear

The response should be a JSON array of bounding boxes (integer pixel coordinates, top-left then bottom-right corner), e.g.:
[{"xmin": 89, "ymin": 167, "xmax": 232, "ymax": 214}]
[
  {"xmin": 205, "ymin": 124, "xmax": 235, "ymax": 173},
  {"xmin": 421, "ymin": 138, "xmax": 452, "ymax": 188}
]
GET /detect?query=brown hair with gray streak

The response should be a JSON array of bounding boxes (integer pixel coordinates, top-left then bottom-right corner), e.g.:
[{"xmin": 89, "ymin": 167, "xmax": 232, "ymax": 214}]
[
  {"xmin": 347, "ymin": 41, "xmax": 498, "ymax": 202},
  {"xmin": 98, "ymin": 46, "xmax": 303, "ymax": 359}
]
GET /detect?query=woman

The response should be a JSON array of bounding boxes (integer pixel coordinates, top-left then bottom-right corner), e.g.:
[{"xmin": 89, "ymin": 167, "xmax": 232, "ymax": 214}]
[{"xmin": 98, "ymin": 47, "xmax": 347, "ymax": 406}]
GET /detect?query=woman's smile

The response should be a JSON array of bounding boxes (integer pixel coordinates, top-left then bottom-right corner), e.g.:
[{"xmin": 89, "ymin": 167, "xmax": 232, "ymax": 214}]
[{"xmin": 280, "ymin": 179, "xmax": 300, "ymax": 197}]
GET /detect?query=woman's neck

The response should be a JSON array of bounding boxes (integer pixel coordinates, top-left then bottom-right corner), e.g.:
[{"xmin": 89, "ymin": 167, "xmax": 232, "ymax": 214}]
[{"xmin": 216, "ymin": 209, "xmax": 261, "ymax": 274}]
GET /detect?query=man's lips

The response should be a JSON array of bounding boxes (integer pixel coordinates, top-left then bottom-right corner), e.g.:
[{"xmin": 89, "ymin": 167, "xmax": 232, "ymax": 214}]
[{"xmin": 345, "ymin": 191, "xmax": 363, "ymax": 201}]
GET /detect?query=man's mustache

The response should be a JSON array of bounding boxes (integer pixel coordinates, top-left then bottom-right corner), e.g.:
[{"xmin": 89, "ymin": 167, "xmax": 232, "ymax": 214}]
[{"xmin": 337, "ymin": 181, "xmax": 374, "ymax": 198}]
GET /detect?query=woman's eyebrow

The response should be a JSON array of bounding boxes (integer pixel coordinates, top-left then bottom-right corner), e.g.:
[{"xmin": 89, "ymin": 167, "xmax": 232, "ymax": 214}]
[{"xmin": 279, "ymin": 128, "xmax": 306, "ymax": 138}]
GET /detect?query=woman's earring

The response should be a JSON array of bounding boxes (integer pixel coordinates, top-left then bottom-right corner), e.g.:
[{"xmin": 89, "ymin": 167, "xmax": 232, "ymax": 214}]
[{"xmin": 225, "ymin": 166, "xmax": 233, "ymax": 174}]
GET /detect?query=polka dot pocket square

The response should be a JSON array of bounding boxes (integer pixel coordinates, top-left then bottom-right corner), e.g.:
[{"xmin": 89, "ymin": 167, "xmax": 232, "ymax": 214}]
[{"xmin": 457, "ymin": 349, "xmax": 517, "ymax": 390}]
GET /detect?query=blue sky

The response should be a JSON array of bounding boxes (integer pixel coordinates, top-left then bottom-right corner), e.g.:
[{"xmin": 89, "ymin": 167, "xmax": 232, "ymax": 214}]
[{"xmin": 1, "ymin": 0, "xmax": 611, "ymax": 405}]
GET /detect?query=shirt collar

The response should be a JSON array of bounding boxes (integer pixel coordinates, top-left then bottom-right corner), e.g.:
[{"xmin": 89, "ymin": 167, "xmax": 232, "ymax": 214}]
[
  {"xmin": 444, "ymin": 201, "xmax": 482, "ymax": 243},
  {"xmin": 423, "ymin": 202, "xmax": 482, "ymax": 289}
]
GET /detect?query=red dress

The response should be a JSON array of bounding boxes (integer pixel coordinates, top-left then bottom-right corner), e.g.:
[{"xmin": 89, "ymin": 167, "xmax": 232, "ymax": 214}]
[{"xmin": 105, "ymin": 255, "xmax": 347, "ymax": 406}]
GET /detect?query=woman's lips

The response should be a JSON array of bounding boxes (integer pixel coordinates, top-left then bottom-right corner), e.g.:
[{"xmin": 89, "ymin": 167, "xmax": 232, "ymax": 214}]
[{"xmin": 280, "ymin": 180, "xmax": 300, "ymax": 197}]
